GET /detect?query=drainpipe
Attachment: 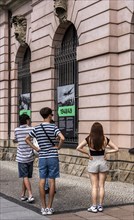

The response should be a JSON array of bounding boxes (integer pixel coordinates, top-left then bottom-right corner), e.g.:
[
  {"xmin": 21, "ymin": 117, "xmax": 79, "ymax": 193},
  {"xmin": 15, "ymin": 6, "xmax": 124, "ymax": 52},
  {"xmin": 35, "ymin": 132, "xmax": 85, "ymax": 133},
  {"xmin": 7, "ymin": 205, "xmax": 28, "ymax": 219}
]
[{"xmin": 8, "ymin": 10, "xmax": 12, "ymax": 147}]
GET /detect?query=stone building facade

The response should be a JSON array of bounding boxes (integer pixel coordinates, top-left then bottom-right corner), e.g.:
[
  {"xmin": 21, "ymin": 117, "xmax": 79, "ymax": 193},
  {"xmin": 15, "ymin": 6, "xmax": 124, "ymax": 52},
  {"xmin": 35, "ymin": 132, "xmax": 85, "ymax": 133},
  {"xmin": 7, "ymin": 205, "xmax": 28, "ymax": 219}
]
[{"xmin": 0, "ymin": 0, "xmax": 134, "ymax": 183}]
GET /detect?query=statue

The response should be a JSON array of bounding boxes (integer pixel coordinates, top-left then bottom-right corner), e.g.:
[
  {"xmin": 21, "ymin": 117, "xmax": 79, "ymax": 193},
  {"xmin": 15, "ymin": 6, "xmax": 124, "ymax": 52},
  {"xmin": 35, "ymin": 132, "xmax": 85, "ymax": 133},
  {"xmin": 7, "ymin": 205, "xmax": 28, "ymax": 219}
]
[
  {"xmin": 11, "ymin": 15, "xmax": 27, "ymax": 46},
  {"xmin": 54, "ymin": 0, "xmax": 67, "ymax": 23}
]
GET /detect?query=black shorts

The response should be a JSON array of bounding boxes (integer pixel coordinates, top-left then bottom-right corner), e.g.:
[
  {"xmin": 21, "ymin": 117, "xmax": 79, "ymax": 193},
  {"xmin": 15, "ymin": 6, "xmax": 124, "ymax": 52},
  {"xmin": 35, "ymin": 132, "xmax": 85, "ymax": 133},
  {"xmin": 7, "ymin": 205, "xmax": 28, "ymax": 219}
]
[{"xmin": 18, "ymin": 161, "xmax": 33, "ymax": 178}]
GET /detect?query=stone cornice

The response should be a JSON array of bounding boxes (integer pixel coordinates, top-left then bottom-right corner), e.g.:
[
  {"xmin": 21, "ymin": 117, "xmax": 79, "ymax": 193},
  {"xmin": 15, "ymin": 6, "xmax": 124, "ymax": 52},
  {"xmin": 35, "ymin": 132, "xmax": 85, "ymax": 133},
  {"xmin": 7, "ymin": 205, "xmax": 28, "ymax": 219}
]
[{"xmin": 0, "ymin": 0, "xmax": 31, "ymax": 12}]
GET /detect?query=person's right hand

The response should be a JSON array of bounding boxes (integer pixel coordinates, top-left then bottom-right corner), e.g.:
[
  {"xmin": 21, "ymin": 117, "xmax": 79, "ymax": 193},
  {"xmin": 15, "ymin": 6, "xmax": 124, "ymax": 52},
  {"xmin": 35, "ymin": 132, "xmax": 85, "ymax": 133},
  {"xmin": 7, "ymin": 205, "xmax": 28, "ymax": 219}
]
[{"xmin": 89, "ymin": 155, "xmax": 93, "ymax": 160}]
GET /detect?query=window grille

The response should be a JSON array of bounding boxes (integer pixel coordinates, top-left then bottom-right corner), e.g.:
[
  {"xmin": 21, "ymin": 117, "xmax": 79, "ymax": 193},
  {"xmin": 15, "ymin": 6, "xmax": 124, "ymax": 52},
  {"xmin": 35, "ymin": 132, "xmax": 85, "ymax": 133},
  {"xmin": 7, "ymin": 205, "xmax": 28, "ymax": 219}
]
[
  {"xmin": 18, "ymin": 47, "xmax": 31, "ymax": 116},
  {"xmin": 55, "ymin": 25, "xmax": 78, "ymax": 147}
]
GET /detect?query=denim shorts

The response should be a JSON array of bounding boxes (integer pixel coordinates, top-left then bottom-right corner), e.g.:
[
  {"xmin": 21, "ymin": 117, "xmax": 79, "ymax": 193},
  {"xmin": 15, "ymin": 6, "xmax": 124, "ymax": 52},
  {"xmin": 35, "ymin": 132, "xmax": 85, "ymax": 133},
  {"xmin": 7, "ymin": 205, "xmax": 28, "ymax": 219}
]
[
  {"xmin": 39, "ymin": 157, "xmax": 59, "ymax": 179},
  {"xmin": 18, "ymin": 161, "xmax": 33, "ymax": 178},
  {"xmin": 88, "ymin": 156, "xmax": 109, "ymax": 173}
]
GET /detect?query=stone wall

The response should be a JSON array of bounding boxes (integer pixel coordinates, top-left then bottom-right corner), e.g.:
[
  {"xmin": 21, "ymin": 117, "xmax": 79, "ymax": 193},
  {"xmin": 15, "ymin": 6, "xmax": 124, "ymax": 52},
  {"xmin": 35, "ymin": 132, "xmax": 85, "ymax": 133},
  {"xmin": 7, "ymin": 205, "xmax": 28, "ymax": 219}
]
[{"xmin": 0, "ymin": 146, "xmax": 133, "ymax": 184}]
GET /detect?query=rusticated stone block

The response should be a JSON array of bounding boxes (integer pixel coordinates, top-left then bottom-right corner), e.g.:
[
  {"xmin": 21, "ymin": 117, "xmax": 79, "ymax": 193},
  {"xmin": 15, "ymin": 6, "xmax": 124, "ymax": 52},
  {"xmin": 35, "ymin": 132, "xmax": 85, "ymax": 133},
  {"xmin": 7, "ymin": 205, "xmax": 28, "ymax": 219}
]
[
  {"xmin": 81, "ymin": 158, "xmax": 88, "ymax": 166},
  {"xmin": 61, "ymin": 162, "xmax": 69, "ymax": 174},
  {"xmin": 110, "ymin": 161, "xmax": 118, "ymax": 170},
  {"xmin": 67, "ymin": 164, "xmax": 75, "ymax": 174},
  {"xmin": 119, "ymin": 162, "xmax": 134, "ymax": 172},
  {"xmin": 75, "ymin": 157, "xmax": 83, "ymax": 165},
  {"xmin": 71, "ymin": 164, "xmax": 85, "ymax": 177},
  {"xmin": 107, "ymin": 170, "xmax": 119, "ymax": 181},
  {"xmin": 59, "ymin": 154, "xmax": 66, "ymax": 162},
  {"xmin": 106, "ymin": 152, "xmax": 118, "ymax": 160},
  {"xmin": 65, "ymin": 156, "xmax": 72, "ymax": 163},
  {"xmin": 118, "ymin": 171, "xmax": 134, "ymax": 183},
  {"xmin": 81, "ymin": 168, "xmax": 89, "ymax": 178},
  {"xmin": 70, "ymin": 156, "xmax": 77, "ymax": 164},
  {"xmin": 118, "ymin": 149, "xmax": 134, "ymax": 162}
]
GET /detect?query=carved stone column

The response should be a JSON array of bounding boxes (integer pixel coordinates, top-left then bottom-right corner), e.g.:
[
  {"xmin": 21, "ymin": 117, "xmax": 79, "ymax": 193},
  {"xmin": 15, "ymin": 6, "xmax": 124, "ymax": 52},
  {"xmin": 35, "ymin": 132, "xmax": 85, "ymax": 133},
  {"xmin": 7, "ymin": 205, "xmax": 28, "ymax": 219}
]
[
  {"xmin": 54, "ymin": 0, "xmax": 67, "ymax": 23},
  {"xmin": 11, "ymin": 15, "xmax": 27, "ymax": 46}
]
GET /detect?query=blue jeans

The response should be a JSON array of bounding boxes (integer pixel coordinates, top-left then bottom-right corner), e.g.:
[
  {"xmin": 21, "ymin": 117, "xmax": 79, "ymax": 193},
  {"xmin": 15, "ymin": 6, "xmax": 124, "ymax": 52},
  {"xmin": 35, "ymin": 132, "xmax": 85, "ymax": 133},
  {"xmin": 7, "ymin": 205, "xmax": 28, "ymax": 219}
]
[{"xmin": 39, "ymin": 157, "xmax": 59, "ymax": 179}]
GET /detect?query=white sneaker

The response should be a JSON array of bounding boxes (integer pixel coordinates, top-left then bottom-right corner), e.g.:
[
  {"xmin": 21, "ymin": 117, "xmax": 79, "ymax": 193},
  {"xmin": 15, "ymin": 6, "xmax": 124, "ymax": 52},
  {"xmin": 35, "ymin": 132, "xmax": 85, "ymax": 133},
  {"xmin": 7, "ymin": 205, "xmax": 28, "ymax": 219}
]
[
  {"xmin": 97, "ymin": 205, "xmax": 103, "ymax": 212},
  {"xmin": 21, "ymin": 196, "xmax": 28, "ymax": 201},
  {"xmin": 87, "ymin": 206, "xmax": 98, "ymax": 213},
  {"xmin": 41, "ymin": 208, "xmax": 47, "ymax": 215},
  {"xmin": 27, "ymin": 196, "xmax": 34, "ymax": 203},
  {"xmin": 46, "ymin": 208, "xmax": 54, "ymax": 215}
]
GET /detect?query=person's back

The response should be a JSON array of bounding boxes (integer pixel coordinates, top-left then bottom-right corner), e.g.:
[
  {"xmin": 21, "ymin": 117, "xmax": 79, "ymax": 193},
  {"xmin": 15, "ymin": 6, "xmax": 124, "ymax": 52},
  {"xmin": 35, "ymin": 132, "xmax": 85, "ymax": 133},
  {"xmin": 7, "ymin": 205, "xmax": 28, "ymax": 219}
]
[
  {"xmin": 31, "ymin": 122, "xmax": 59, "ymax": 158},
  {"xmin": 14, "ymin": 114, "xmax": 35, "ymax": 203},
  {"xmin": 15, "ymin": 125, "xmax": 34, "ymax": 163}
]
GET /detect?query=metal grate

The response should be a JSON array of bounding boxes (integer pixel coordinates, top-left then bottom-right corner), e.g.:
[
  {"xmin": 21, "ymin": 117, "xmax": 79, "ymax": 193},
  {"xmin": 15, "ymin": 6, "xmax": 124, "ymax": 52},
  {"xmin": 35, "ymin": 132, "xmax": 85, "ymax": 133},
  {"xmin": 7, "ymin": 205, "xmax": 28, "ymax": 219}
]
[
  {"xmin": 18, "ymin": 60, "xmax": 31, "ymax": 94},
  {"xmin": 18, "ymin": 47, "xmax": 31, "ymax": 94},
  {"xmin": 55, "ymin": 25, "xmax": 78, "ymax": 147},
  {"xmin": 18, "ymin": 48, "xmax": 31, "ymax": 118}
]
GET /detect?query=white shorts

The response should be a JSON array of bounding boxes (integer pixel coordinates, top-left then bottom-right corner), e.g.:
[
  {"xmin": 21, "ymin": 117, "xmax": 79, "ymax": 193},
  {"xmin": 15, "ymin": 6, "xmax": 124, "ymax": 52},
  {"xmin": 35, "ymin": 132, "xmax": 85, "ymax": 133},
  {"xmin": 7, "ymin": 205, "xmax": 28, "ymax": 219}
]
[{"xmin": 88, "ymin": 156, "xmax": 109, "ymax": 173}]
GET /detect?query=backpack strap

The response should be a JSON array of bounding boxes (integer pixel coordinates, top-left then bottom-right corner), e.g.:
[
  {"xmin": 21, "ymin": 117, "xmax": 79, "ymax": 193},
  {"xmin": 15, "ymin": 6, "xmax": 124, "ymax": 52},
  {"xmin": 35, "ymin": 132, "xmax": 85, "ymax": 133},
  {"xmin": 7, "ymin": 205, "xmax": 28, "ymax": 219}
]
[{"xmin": 40, "ymin": 124, "xmax": 55, "ymax": 146}]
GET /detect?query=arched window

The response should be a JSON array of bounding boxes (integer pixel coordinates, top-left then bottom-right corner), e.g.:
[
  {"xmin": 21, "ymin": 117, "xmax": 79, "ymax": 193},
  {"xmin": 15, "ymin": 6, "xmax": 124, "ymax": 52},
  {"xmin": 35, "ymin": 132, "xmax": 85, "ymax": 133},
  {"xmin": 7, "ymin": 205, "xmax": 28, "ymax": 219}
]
[
  {"xmin": 55, "ymin": 24, "xmax": 78, "ymax": 147},
  {"xmin": 18, "ymin": 47, "xmax": 31, "ymax": 116}
]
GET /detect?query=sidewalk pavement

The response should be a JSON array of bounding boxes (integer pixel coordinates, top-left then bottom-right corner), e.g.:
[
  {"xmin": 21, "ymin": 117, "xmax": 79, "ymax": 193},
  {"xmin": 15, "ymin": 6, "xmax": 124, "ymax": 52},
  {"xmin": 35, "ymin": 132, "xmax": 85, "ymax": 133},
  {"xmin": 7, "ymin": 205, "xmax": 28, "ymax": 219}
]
[
  {"xmin": 0, "ymin": 161, "xmax": 134, "ymax": 220},
  {"xmin": 0, "ymin": 196, "xmax": 49, "ymax": 220},
  {"xmin": 0, "ymin": 195, "xmax": 133, "ymax": 220}
]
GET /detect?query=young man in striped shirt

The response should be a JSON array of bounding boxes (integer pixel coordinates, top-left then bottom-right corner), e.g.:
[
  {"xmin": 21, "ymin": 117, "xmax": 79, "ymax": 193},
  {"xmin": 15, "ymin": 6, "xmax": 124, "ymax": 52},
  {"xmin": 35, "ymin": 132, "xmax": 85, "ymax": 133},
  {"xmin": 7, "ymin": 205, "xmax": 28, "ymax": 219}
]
[
  {"xmin": 25, "ymin": 107, "xmax": 65, "ymax": 215},
  {"xmin": 14, "ymin": 114, "xmax": 35, "ymax": 203}
]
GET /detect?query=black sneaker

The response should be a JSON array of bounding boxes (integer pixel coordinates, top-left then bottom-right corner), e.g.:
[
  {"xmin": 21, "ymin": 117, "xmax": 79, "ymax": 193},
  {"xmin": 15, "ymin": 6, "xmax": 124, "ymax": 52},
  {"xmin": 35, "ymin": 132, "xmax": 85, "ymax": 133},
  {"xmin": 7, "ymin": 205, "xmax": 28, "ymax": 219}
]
[
  {"xmin": 45, "ymin": 188, "xmax": 49, "ymax": 194},
  {"xmin": 45, "ymin": 188, "xmax": 56, "ymax": 194}
]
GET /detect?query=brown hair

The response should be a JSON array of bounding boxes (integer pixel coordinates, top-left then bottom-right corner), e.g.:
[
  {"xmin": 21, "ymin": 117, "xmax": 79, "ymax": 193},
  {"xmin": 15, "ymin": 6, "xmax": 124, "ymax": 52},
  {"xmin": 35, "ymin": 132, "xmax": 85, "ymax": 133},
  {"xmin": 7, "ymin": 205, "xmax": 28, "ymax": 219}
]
[
  {"xmin": 88, "ymin": 122, "xmax": 105, "ymax": 151},
  {"xmin": 40, "ymin": 107, "xmax": 53, "ymax": 119}
]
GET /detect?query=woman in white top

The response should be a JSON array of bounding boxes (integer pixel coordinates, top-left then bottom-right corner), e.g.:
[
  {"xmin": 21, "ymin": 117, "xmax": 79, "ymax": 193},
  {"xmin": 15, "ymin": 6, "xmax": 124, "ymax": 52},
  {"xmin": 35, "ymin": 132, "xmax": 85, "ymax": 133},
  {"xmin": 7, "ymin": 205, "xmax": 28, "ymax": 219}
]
[{"xmin": 76, "ymin": 122, "xmax": 118, "ymax": 213}]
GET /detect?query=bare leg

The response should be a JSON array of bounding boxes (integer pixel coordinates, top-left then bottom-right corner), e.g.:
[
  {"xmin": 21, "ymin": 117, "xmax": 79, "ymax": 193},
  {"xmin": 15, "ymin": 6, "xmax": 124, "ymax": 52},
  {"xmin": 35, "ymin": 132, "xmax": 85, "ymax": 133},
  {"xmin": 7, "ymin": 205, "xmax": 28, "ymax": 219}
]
[
  {"xmin": 89, "ymin": 173, "xmax": 99, "ymax": 206},
  {"xmin": 47, "ymin": 178, "xmax": 55, "ymax": 208},
  {"xmin": 39, "ymin": 179, "xmax": 46, "ymax": 208},
  {"xmin": 98, "ymin": 172, "xmax": 107, "ymax": 205},
  {"xmin": 21, "ymin": 179, "xmax": 27, "ymax": 196},
  {"xmin": 23, "ymin": 177, "xmax": 33, "ymax": 197}
]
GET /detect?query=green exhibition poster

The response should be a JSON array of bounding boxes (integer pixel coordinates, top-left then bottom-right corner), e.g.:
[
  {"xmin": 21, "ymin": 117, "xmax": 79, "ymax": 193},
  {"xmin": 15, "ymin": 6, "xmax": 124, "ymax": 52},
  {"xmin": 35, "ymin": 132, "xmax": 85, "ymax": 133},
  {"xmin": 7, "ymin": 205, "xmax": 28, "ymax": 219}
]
[{"xmin": 57, "ymin": 84, "xmax": 75, "ymax": 117}]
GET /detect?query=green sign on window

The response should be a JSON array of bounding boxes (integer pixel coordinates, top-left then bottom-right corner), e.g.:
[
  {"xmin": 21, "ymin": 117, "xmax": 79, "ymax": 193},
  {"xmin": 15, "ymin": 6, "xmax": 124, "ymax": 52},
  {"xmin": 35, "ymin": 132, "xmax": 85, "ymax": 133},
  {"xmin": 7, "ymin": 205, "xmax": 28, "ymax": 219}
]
[
  {"xmin": 57, "ymin": 84, "xmax": 75, "ymax": 117},
  {"xmin": 58, "ymin": 105, "xmax": 75, "ymax": 117}
]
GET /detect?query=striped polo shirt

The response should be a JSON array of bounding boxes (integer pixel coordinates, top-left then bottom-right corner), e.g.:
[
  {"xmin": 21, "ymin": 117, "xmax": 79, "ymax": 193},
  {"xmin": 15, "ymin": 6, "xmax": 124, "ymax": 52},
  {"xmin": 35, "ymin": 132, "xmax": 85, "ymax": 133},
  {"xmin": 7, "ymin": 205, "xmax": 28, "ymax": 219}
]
[
  {"xmin": 15, "ymin": 125, "xmax": 34, "ymax": 163},
  {"xmin": 29, "ymin": 122, "xmax": 60, "ymax": 159}
]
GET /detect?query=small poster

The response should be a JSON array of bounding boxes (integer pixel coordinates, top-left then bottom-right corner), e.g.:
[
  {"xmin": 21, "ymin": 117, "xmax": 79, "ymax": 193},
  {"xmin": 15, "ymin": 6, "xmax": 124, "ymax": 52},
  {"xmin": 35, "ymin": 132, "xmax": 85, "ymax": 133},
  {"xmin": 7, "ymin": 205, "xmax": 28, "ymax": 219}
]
[
  {"xmin": 19, "ymin": 93, "xmax": 31, "ymax": 116},
  {"xmin": 57, "ymin": 84, "xmax": 75, "ymax": 117}
]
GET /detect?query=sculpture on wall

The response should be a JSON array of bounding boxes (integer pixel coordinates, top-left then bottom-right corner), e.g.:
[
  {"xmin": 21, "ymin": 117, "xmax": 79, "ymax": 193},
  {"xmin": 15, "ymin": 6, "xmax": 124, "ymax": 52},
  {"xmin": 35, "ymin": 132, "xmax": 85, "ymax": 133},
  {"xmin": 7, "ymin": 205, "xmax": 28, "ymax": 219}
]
[
  {"xmin": 54, "ymin": 0, "xmax": 67, "ymax": 23},
  {"xmin": 11, "ymin": 15, "xmax": 27, "ymax": 46}
]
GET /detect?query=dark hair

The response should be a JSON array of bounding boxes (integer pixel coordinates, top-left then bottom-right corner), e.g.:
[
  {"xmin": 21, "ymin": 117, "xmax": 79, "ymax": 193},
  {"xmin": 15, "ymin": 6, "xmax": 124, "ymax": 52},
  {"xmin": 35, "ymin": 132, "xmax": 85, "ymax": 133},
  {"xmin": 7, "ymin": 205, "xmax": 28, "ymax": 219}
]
[
  {"xmin": 50, "ymin": 119, "xmax": 55, "ymax": 123},
  {"xmin": 19, "ymin": 114, "xmax": 30, "ymax": 125},
  {"xmin": 88, "ymin": 122, "xmax": 104, "ymax": 151},
  {"xmin": 40, "ymin": 107, "xmax": 53, "ymax": 119}
]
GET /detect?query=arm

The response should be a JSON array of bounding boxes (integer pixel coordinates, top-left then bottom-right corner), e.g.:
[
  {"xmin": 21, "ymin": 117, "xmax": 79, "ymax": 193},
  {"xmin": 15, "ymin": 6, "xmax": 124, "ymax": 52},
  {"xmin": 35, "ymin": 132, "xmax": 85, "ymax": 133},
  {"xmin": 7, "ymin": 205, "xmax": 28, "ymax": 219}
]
[
  {"xmin": 55, "ymin": 132, "xmax": 65, "ymax": 150},
  {"xmin": 105, "ymin": 140, "xmax": 119, "ymax": 154},
  {"xmin": 25, "ymin": 135, "xmax": 40, "ymax": 152},
  {"xmin": 13, "ymin": 139, "xmax": 18, "ymax": 143},
  {"xmin": 13, "ymin": 130, "xmax": 18, "ymax": 143},
  {"xmin": 76, "ymin": 140, "xmax": 90, "ymax": 157}
]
